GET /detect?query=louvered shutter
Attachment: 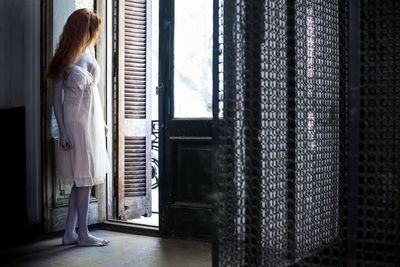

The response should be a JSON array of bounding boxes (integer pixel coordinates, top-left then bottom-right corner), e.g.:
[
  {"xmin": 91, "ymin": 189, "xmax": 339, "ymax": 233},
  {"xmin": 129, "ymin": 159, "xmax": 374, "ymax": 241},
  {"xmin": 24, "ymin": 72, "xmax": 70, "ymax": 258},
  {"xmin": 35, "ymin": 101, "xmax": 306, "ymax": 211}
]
[{"xmin": 118, "ymin": 0, "xmax": 152, "ymax": 220}]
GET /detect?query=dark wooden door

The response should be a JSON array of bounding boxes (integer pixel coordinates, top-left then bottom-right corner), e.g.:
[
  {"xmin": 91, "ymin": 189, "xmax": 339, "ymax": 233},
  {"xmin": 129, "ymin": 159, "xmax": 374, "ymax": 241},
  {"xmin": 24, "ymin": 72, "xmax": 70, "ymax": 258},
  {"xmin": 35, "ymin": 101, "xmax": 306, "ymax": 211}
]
[{"xmin": 158, "ymin": 0, "xmax": 218, "ymax": 239}]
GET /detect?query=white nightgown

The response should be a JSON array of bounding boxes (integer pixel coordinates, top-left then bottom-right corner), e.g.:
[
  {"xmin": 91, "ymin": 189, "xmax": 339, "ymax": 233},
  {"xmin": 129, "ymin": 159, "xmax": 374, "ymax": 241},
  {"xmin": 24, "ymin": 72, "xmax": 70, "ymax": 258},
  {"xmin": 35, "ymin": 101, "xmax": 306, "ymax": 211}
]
[{"xmin": 56, "ymin": 45, "xmax": 111, "ymax": 187}]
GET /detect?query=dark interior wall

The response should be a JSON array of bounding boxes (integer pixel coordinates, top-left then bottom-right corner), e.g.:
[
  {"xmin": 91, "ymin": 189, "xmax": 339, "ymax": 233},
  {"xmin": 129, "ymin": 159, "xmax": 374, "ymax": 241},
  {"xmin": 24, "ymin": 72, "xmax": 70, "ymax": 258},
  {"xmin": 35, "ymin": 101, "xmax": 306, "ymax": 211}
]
[
  {"xmin": 0, "ymin": 0, "xmax": 26, "ymax": 107},
  {"xmin": 0, "ymin": 107, "xmax": 27, "ymax": 248},
  {"xmin": 0, "ymin": 0, "xmax": 41, "ymax": 229},
  {"xmin": 0, "ymin": 0, "xmax": 29, "ymax": 241}
]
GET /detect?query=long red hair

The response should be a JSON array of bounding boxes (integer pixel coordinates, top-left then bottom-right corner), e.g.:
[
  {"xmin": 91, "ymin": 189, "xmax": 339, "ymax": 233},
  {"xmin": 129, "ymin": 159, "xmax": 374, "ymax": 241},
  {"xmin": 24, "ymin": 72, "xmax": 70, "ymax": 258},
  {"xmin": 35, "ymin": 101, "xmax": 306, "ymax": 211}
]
[{"xmin": 46, "ymin": 8, "xmax": 102, "ymax": 81}]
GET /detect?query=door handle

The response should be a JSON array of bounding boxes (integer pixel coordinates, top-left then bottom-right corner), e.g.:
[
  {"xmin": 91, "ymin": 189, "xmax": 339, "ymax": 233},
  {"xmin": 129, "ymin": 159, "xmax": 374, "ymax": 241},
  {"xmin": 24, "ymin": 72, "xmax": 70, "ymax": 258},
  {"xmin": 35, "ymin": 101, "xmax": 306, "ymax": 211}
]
[{"xmin": 156, "ymin": 85, "xmax": 165, "ymax": 95}]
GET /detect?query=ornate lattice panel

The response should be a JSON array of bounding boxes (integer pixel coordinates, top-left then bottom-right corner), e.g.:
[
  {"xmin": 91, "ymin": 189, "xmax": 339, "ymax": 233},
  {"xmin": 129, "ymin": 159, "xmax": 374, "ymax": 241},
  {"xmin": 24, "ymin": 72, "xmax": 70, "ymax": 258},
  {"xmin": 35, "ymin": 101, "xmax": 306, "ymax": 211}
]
[
  {"xmin": 216, "ymin": 0, "xmax": 400, "ymax": 266},
  {"xmin": 357, "ymin": 1, "xmax": 400, "ymax": 265},
  {"xmin": 259, "ymin": 0, "xmax": 288, "ymax": 265},
  {"xmin": 294, "ymin": 0, "xmax": 340, "ymax": 259},
  {"xmin": 215, "ymin": 0, "xmax": 349, "ymax": 266}
]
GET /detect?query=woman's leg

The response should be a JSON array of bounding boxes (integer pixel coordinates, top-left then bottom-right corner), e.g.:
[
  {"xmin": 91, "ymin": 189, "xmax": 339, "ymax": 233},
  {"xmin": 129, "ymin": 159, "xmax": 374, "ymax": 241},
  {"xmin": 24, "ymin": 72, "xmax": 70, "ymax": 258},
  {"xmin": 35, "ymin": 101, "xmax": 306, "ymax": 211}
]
[
  {"xmin": 75, "ymin": 185, "xmax": 109, "ymax": 246},
  {"xmin": 62, "ymin": 183, "xmax": 78, "ymax": 245}
]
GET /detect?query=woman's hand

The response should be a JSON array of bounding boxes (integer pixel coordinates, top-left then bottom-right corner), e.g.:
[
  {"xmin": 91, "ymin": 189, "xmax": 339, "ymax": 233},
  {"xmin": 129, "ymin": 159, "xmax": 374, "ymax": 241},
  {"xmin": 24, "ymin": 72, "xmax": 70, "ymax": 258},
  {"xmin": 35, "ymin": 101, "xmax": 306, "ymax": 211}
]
[
  {"xmin": 105, "ymin": 125, "xmax": 109, "ymax": 137},
  {"xmin": 60, "ymin": 131, "xmax": 73, "ymax": 151}
]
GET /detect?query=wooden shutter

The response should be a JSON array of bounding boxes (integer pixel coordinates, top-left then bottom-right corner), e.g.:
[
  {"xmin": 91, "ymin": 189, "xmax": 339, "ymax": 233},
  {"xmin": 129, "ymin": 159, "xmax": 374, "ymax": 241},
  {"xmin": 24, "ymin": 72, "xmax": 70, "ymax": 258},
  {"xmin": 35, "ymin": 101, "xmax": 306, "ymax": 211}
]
[{"xmin": 118, "ymin": 0, "xmax": 152, "ymax": 220}]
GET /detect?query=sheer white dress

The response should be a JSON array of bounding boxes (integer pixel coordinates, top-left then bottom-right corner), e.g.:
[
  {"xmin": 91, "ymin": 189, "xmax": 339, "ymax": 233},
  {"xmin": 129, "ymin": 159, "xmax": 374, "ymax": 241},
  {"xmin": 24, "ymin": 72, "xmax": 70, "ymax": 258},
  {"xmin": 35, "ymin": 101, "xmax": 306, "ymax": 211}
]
[{"xmin": 56, "ymin": 45, "xmax": 111, "ymax": 187}]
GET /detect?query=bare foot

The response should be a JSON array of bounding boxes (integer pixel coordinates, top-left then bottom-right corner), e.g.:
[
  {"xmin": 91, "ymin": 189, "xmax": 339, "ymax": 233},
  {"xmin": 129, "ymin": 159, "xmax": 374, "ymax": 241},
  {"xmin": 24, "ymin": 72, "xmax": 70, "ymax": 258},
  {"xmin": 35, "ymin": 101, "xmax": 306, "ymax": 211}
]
[
  {"xmin": 77, "ymin": 233, "xmax": 110, "ymax": 247},
  {"xmin": 62, "ymin": 231, "xmax": 78, "ymax": 245}
]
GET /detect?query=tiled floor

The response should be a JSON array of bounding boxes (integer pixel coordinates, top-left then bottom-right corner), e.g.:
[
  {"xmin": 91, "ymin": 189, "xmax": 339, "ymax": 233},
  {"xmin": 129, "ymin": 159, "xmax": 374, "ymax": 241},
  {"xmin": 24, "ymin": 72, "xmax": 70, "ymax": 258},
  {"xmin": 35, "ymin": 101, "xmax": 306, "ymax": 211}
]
[{"xmin": 1, "ymin": 229, "xmax": 211, "ymax": 267}]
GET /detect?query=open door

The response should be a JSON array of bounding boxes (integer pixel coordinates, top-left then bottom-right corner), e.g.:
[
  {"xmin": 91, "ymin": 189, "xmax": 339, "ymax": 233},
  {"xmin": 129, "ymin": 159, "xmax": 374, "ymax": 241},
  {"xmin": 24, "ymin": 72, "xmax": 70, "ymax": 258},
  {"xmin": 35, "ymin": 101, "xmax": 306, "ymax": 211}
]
[
  {"xmin": 158, "ymin": 0, "xmax": 218, "ymax": 238},
  {"xmin": 117, "ymin": 0, "xmax": 152, "ymax": 220}
]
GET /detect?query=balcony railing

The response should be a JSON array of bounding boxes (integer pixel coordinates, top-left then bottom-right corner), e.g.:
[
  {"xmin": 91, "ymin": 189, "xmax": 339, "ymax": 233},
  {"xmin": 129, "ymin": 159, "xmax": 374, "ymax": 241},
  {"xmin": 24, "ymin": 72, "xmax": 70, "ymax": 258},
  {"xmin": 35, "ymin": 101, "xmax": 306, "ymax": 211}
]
[{"xmin": 151, "ymin": 120, "xmax": 159, "ymax": 189}]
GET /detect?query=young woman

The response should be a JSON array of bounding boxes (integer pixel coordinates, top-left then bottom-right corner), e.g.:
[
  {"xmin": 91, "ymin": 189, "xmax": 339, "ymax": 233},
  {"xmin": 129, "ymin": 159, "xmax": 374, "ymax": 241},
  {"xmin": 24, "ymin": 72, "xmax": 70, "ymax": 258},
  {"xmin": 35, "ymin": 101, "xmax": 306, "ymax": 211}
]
[{"xmin": 46, "ymin": 8, "xmax": 111, "ymax": 247}]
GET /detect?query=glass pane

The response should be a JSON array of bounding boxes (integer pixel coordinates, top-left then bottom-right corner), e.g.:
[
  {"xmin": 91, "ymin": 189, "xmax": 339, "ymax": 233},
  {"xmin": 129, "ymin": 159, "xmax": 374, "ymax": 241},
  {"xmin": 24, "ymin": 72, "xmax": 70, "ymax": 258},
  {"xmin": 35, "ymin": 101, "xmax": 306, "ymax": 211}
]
[
  {"xmin": 174, "ymin": 0, "xmax": 213, "ymax": 118},
  {"xmin": 75, "ymin": 0, "xmax": 94, "ymax": 11}
]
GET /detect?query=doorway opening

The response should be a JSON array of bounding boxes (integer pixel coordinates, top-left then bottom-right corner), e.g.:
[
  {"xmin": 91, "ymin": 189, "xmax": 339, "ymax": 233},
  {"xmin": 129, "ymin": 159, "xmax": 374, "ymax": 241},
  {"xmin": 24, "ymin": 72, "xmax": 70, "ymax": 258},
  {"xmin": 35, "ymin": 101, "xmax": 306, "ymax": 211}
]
[{"xmin": 110, "ymin": 0, "xmax": 218, "ymax": 239}]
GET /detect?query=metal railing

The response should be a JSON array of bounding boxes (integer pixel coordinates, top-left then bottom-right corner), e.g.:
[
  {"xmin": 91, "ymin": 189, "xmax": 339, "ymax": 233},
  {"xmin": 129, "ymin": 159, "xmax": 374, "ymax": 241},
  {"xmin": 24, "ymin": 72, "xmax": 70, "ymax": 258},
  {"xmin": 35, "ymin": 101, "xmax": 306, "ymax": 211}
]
[{"xmin": 151, "ymin": 120, "xmax": 159, "ymax": 189}]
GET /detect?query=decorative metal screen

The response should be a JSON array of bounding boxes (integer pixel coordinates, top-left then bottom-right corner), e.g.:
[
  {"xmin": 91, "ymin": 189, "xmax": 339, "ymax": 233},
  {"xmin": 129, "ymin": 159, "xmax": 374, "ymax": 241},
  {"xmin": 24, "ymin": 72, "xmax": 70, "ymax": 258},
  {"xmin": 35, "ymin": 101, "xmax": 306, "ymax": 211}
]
[
  {"xmin": 216, "ymin": 0, "xmax": 345, "ymax": 265},
  {"xmin": 356, "ymin": 1, "xmax": 400, "ymax": 265},
  {"xmin": 214, "ymin": 0, "xmax": 400, "ymax": 266},
  {"xmin": 294, "ymin": 0, "xmax": 340, "ymax": 259}
]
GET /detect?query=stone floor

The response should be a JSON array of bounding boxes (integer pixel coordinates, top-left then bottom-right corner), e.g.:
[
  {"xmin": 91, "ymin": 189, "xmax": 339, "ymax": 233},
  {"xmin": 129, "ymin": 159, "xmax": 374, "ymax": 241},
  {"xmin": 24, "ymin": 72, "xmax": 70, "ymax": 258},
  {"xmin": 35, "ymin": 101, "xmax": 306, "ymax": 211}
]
[{"xmin": 1, "ymin": 229, "xmax": 212, "ymax": 267}]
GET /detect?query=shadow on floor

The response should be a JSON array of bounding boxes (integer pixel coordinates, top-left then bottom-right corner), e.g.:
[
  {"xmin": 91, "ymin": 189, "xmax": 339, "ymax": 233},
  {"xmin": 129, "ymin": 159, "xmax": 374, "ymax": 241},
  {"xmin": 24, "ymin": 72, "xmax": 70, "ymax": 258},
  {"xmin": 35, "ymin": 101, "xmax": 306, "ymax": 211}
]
[{"xmin": 1, "ymin": 229, "xmax": 211, "ymax": 267}]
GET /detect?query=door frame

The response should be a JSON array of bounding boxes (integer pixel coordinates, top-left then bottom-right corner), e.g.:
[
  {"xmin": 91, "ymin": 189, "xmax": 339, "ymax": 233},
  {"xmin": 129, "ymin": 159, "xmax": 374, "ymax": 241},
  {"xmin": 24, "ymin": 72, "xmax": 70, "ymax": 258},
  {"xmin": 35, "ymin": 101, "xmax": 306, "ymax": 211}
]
[
  {"xmin": 157, "ymin": 0, "xmax": 171, "ymax": 234},
  {"xmin": 41, "ymin": 0, "xmax": 109, "ymax": 232},
  {"xmin": 107, "ymin": 0, "xmax": 220, "ymax": 238}
]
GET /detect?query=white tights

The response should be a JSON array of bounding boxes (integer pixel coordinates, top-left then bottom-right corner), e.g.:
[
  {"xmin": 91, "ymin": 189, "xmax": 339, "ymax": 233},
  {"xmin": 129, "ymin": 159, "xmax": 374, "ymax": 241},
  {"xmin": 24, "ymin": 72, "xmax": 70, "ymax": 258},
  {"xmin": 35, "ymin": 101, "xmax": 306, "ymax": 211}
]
[{"xmin": 62, "ymin": 184, "xmax": 109, "ymax": 246}]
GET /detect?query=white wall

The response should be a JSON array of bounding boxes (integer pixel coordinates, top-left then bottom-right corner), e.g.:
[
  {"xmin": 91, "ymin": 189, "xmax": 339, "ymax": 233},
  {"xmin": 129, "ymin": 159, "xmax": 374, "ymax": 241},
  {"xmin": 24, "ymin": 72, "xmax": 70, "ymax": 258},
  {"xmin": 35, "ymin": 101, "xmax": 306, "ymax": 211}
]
[{"xmin": 0, "ymin": 0, "xmax": 41, "ymax": 224}]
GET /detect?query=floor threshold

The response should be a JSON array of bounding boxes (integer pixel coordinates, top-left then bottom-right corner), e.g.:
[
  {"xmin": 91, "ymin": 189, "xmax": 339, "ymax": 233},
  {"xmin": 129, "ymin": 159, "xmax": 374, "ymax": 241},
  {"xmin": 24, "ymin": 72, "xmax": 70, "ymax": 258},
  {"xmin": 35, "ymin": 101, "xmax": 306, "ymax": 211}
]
[{"xmin": 96, "ymin": 220, "xmax": 161, "ymax": 238}]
